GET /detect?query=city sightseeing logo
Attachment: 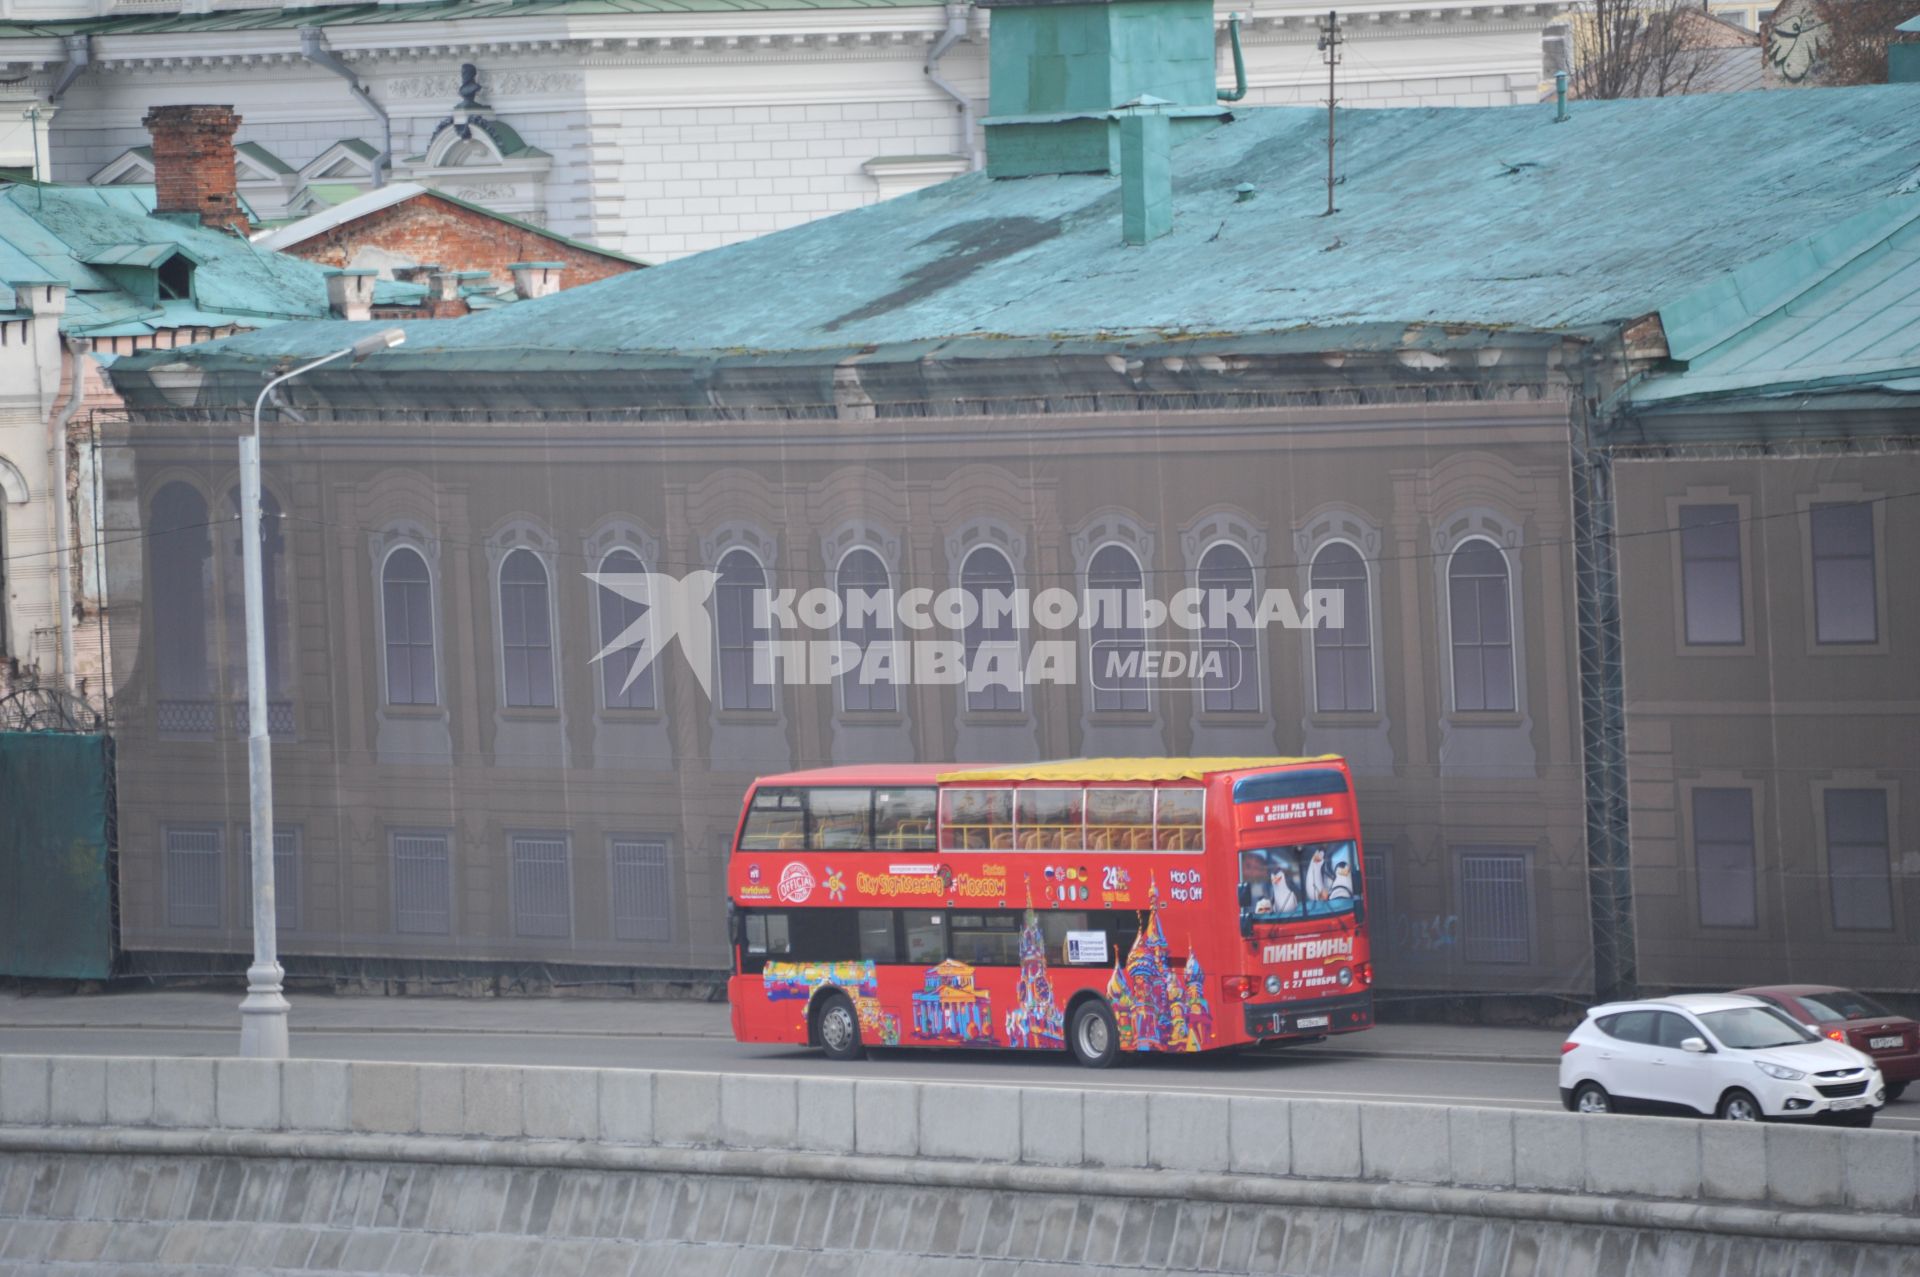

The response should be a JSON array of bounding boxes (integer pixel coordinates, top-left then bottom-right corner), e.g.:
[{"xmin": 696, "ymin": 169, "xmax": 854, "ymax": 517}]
[{"xmin": 585, "ymin": 570, "xmax": 1343, "ymax": 700}]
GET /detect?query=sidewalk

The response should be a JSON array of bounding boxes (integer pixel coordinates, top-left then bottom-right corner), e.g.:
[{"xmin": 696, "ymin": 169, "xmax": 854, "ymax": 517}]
[{"xmin": 0, "ymin": 990, "xmax": 1565, "ymax": 1062}]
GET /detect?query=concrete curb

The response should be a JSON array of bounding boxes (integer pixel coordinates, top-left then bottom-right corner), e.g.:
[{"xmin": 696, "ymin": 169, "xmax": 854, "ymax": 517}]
[{"xmin": 3, "ymin": 1124, "xmax": 1916, "ymax": 1250}]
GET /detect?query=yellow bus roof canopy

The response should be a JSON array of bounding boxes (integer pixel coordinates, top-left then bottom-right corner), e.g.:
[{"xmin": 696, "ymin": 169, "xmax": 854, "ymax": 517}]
[{"xmin": 935, "ymin": 757, "xmax": 1342, "ymax": 785}]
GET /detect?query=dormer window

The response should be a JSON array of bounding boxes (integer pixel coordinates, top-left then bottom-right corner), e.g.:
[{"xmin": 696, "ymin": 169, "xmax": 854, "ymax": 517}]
[{"xmin": 157, "ymin": 253, "xmax": 194, "ymax": 301}]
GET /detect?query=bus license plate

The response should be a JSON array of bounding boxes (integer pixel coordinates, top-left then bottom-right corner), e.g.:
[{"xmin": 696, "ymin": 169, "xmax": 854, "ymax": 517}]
[
  {"xmin": 1297, "ymin": 1015, "xmax": 1329, "ymax": 1029},
  {"xmin": 1870, "ymin": 1036, "xmax": 1903, "ymax": 1050}
]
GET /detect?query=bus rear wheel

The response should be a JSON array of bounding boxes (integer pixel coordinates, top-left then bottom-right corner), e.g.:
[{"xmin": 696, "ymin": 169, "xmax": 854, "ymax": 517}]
[
  {"xmin": 1069, "ymin": 999, "xmax": 1120, "ymax": 1069},
  {"xmin": 814, "ymin": 991, "xmax": 864, "ymax": 1062}
]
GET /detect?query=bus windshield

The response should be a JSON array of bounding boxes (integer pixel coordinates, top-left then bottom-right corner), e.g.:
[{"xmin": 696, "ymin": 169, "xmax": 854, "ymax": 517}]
[{"xmin": 1239, "ymin": 841, "xmax": 1359, "ymax": 921}]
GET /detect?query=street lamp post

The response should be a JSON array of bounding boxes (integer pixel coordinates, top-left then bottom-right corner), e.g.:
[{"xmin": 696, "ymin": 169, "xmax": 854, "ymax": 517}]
[{"xmin": 239, "ymin": 327, "xmax": 406, "ymax": 1059}]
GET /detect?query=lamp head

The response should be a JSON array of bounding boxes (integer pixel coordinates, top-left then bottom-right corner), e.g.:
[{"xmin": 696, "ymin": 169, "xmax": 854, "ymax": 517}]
[{"xmin": 348, "ymin": 327, "xmax": 407, "ymax": 361}]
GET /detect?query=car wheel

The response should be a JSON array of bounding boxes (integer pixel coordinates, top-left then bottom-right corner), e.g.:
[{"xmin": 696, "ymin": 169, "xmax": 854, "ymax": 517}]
[
  {"xmin": 1069, "ymin": 999, "xmax": 1121, "ymax": 1069},
  {"xmin": 1887, "ymin": 1082, "xmax": 1908, "ymax": 1102},
  {"xmin": 1717, "ymin": 1089, "xmax": 1763, "ymax": 1122},
  {"xmin": 1572, "ymin": 1082, "xmax": 1612, "ymax": 1115},
  {"xmin": 814, "ymin": 991, "xmax": 864, "ymax": 1062}
]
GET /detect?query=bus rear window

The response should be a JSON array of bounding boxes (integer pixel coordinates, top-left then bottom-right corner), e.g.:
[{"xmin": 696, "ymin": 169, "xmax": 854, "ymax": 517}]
[{"xmin": 1234, "ymin": 770, "xmax": 1348, "ymax": 804}]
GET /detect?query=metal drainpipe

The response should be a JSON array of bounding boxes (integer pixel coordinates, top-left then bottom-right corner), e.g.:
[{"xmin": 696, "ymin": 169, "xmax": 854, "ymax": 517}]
[
  {"xmin": 1218, "ymin": 14, "xmax": 1247, "ymax": 101},
  {"xmin": 48, "ymin": 34, "xmax": 90, "ymax": 103},
  {"xmin": 298, "ymin": 27, "xmax": 391, "ymax": 187},
  {"xmin": 925, "ymin": 2, "xmax": 981, "ymax": 171},
  {"xmin": 48, "ymin": 337, "xmax": 91, "ymax": 695}
]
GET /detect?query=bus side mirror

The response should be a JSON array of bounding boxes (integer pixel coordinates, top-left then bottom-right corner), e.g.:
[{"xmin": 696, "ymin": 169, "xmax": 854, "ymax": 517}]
[
  {"xmin": 1352, "ymin": 890, "xmax": 1365, "ymax": 926},
  {"xmin": 726, "ymin": 903, "xmax": 743, "ymax": 947},
  {"xmin": 1236, "ymin": 884, "xmax": 1253, "ymax": 938}
]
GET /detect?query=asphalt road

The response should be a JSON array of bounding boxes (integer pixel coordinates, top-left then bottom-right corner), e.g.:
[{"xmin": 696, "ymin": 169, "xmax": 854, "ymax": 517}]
[{"xmin": 3, "ymin": 1014, "xmax": 1916, "ymax": 1130}]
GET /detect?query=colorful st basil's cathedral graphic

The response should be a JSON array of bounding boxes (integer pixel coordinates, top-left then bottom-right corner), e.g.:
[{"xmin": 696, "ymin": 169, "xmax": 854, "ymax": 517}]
[{"xmin": 1108, "ymin": 878, "xmax": 1215, "ymax": 1053}]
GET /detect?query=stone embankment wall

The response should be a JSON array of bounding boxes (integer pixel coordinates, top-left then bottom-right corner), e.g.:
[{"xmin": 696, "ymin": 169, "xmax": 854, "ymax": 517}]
[{"xmin": 1, "ymin": 1055, "xmax": 1917, "ymax": 1275}]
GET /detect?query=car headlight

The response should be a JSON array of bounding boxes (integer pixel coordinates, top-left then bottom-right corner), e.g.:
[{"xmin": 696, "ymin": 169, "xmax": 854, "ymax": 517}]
[{"xmin": 1755, "ymin": 1061, "xmax": 1806, "ymax": 1081}]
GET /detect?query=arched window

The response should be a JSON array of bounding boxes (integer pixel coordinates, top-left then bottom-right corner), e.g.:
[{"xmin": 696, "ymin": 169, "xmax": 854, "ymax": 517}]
[
  {"xmin": 499, "ymin": 548, "xmax": 555, "ymax": 708},
  {"xmin": 596, "ymin": 548, "xmax": 656, "ymax": 711},
  {"xmin": 1088, "ymin": 543, "xmax": 1146, "ymax": 713},
  {"xmin": 716, "ymin": 549, "xmax": 772, "ymax": 712},
  {"xmin": 151, "ymin": 483, "xmax": 213, "ymax": 711},
  {"xmin": 960, "ymin": 546, "xmax": 1021, "ymax": 713},
  {"xmin": 1310, "ymin": 541, "xmax": 1374, "ymax": 713},
  {"xmin": 836, "ymin": 548, "xmax": 896, "ymax": 713},
  {"xmin": 225, "ymin": 487, "xmax": 292, "ymax": 707},
  {"xmin": 382, "ymin": 547, "xmax": 438, "ymax": 706},
  {"xmin": 1448, "ymin": 537, "xmax": 1515, "ymax": 712},
  {"xmin": 1198, "ymin": 543, "xmax": 1261, "ymax": 713}
]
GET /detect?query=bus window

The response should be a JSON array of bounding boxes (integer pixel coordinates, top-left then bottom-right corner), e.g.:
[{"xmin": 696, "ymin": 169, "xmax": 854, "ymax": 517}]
[
  {"xmin": 941, "ymin": 789, "xmax": 1012, "ymax": 851},
  {"xmin": 1157, "ymin": 788, "xmax": 1205, "ymax": 851},
  {"xmin": 950, "ymin": 912, "xmax": 1023, "ymax": 965},
  {"xmin": 1016, "ymin": 788, "xmax": 1084, "ymax": 851},
  {"xmin": 904, "ymin": 911, "xmax": 946, "ymax": 963},
  {"xmin": 740, "ymin": 788, "xmax": 806, "ymax": 849},
  {"xmin": 744, "ymin": 912, "xmax": 791, "ymax": 955},
  {"xmin": 1086, "ymin": 788, "xmax": 1154, "ymax": 851},
  {"xmin": 1239, "ymin": 840, "xmax": 1360, "ymax": 921},
  {"xmin": 875, "ymin": 788, "xmax": 937, "ymax": 850},
  {"xmin": 808, "ymin": 788, "xmax": 873, "ymax": 849},
  {"xmin": 858, "ymin": 910, "xmax": 898, "ymax": 963},
  {"xmin": 1038, "ymin": 911, "xmax": 1090, "ymax": 964}
]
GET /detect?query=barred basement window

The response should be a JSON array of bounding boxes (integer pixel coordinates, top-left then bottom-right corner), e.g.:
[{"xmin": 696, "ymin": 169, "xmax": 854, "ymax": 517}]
[
  {"xmin": 391, "ymin": 831, "xmax": 452, "ymax": 936},
  {"xmin": 241, "ymin": 826, "xmax": 301, "ymax": 932},
  {"xmin": 610, "ymin": 837, "xmax": 672, "ymax": 942},
  {"xmin": 1458, "ymin": 849, "xmax": 1530, "ymax": 964},
  {"xmin": 510, "ymin": 834, "xmax": 572, "ymax": 939},
  {"xmin": 165, "ymin": 826, "xmax": 223, "ymax": 929}
]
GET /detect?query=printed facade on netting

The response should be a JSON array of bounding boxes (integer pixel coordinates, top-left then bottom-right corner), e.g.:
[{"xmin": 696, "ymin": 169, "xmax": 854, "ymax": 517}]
[{"xmin": 1108, "ymin": 879, "xmax": 1213, "ymax": 1053}]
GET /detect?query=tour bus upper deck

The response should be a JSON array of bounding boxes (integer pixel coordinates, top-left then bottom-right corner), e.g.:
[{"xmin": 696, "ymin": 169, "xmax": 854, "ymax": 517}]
[{"xmin": 732, "ymin": 758, "xmax": 1356, "ymax": 860}]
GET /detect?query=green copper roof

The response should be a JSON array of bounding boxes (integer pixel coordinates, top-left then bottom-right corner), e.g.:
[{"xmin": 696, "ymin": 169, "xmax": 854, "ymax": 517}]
[
  {"xmin": 1635, "ymin": 197, "xmax": 1920, "ymax": 407},
  {"xmin": 0, "ymin": 182, "xmax": 339, "ymax": 334},
  {"xmin": 152, "ymin": 85, "xmax": 1920, "ymax": 381},
  {"xmin": 0, "ymin": 0, "xmax": 938, "ymax": 38}
]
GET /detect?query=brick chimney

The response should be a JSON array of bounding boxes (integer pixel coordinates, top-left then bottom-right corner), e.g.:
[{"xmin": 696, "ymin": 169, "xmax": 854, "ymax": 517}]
[{"xmin": 143, "ymin": 104, "xmax": 249, "ymax": 234}]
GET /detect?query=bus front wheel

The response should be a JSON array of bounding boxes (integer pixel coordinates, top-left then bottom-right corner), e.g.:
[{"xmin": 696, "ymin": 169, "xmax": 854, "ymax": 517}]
[
  {"xmin": 1069, "ymin": 999, "xmax": 1120, "ymax": 1069},
  {"xmin": 814, "ymin": 991, "xmax": 864, "ymax": 1062}
]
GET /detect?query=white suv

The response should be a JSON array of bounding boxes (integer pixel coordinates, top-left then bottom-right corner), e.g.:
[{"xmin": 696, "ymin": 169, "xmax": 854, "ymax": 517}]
[{"xmin": 1559, "ymin": 993, "xmax": 1886, "ymax": 1126}]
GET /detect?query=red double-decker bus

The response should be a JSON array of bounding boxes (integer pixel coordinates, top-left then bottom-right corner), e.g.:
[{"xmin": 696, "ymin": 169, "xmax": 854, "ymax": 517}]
[{"xmin": 725, "ymin": 756, "xmax": 1373, "ymax": 1067}]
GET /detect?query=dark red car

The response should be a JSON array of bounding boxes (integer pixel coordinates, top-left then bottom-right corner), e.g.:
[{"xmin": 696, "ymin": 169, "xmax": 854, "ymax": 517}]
[{"xmin": 1735, "ymin": 985, "xmax": 1917, "ymax": 1101}]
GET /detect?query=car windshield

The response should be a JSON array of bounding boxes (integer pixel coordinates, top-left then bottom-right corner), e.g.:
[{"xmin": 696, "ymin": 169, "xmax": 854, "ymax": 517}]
[
  {"xmin": 1797, "ymin": 990, "xmax": 1893, "ymax": 1022},
  {"xmin": 1239, "ymin": 841, "xmax": 1359, "ymax": 922},
  {"xmin": 1700, "ymin": 1005, "xmax": 1817, "ymax": 1050}
]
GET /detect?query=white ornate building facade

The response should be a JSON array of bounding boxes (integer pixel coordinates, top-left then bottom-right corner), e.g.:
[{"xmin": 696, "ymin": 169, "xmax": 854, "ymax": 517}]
[{"xmin": 1, "ymin": 0, "xmax": 1550, "ymax": 263}]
